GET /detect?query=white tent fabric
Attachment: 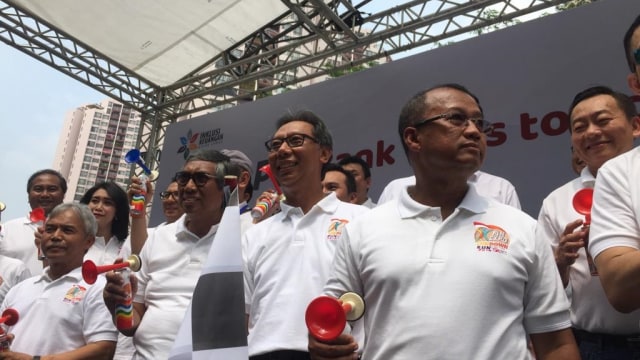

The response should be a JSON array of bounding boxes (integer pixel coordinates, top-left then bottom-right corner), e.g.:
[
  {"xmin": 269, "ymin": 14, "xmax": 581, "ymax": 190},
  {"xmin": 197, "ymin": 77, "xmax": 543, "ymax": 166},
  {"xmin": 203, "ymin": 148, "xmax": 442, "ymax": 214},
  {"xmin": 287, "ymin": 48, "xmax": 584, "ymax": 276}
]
[{"xmin": 13, "ymin": 0, "xmax": 287, "ymax": 86}]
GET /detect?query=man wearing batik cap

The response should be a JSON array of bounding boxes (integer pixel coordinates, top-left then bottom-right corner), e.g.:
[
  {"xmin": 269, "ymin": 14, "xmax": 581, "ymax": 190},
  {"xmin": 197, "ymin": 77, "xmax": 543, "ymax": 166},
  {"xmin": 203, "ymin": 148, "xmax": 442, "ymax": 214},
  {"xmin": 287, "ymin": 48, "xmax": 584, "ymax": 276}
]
[{"xmin": 221, "ymin": 149, "xmax": 255, "ymax": 234}]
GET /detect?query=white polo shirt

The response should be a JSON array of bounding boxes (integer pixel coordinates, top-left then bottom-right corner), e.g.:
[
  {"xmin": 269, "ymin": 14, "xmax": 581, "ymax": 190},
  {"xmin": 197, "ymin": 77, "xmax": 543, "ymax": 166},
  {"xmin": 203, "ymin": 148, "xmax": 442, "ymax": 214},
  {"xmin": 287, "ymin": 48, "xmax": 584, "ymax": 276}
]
[
  {"xmin": 0, "ymin": 216, "xmax": 42, "ymax": 275},
  {"xmin": 85, "ymin": 235, "xmax": 130, "ymax": 265},
  {"xmin": 1, "ymin": 267, "xmax": 117, "ymax": 355},
  {"xmin": 537, "ymin": 167, "xmax": 640, "ymax": 334},
  {"xmin": 590, "ymin": 147, "xmax": 640, "ymax": 258},
  {"xmin": 133, "ymin": 214, "xmax": 218, "ymax": 360},
  {"xmin": 377, "ymin": 170, "xmax": 521, "ymax": 209},
  {"xmin": 325, "ymin": 184, "xmax": 570, "ymax": 359},
  {"xmin": 243, "ymin": 193, "xmax": 368, "ymax": 356},
  {"xmin": 0, "ymin": 255, "xmax": 31, "ymax": 304}
]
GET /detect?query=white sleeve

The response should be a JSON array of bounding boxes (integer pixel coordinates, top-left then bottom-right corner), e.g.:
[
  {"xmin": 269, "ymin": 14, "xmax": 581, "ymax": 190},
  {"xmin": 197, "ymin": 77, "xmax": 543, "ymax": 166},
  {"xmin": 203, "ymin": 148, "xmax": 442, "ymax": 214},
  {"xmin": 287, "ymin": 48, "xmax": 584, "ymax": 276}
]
[{"xmin": 589, "ymin": 162, "xmax": 640, "ymax": 258}]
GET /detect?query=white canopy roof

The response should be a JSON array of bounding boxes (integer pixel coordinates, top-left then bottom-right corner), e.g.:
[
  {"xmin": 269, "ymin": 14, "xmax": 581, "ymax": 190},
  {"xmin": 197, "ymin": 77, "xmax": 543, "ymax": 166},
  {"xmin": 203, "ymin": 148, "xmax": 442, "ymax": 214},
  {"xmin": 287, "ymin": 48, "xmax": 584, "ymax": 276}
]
[{"xmin": 14, "ymin": 0, "xmax": 287, "ymax": 86}]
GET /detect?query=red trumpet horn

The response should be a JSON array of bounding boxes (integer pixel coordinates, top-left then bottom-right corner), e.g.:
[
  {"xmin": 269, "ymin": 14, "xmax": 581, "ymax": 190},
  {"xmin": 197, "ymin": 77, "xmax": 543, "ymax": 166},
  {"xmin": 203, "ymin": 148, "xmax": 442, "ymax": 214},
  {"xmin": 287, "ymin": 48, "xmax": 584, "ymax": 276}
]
[
  {"xmin": 572, "ymin": 188, "xmax": 594, "ymax": 226},
  {"xmin": 82, "ymin": 255, "xmax": 142, "ymax": 284},
  {"xmin": 0, "ymin": 309, "xmax": 18, "ymax": 326},
  {"xmin": 305, "ymin": 292, "xmax": 365, "ymax": 341},
  {"xmin": 259, "ymin": 164, "xmax": 282, "ymax": 196}
]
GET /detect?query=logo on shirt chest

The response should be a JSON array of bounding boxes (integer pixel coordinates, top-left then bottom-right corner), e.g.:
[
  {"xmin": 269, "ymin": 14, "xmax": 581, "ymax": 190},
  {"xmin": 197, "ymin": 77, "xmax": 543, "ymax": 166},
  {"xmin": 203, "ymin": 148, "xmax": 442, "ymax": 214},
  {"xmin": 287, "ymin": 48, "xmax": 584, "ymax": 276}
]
[
  {"xmin": 473, "ymin": 221, "xmax": 510, "ymax": 254},
  {"xmin": 326, "ymin": 218, "xmax": 349, "ymax": 241},
  {"xmin": 63, "ymin": 284, "xmax": 87, "ymax": 304}
]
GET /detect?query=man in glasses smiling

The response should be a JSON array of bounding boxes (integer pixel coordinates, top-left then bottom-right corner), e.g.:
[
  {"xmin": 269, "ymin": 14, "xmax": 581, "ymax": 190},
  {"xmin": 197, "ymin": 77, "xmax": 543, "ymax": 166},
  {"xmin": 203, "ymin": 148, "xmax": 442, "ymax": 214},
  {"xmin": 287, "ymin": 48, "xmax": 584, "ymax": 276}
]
[
  {"xmin": 103, "ymin": 149, "xmax": 231, "ymax": 359},
  {"xmin": 243, "ymin": 110, "xmax": 368, "ymax": 359},
  {"xmin": 309, "ymin": 84, "xmax": 578, "ymax": 359}
]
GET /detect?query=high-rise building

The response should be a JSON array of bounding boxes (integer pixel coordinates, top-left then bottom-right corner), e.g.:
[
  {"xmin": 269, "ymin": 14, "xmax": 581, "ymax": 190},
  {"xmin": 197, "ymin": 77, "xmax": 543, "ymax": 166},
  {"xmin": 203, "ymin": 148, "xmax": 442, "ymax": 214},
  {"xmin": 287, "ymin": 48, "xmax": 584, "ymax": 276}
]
[{"xmin": 53, "ymin": 99, "xmax": 142, "ymax": 202}]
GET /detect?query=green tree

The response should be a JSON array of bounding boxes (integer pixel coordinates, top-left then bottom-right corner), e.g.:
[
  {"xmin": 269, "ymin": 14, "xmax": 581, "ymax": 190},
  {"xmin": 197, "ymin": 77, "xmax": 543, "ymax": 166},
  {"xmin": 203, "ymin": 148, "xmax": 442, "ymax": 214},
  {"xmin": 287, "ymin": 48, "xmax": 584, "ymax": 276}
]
[{"xmin": 557, "ymin": 0, "xmax": 595, "ymax": 11}]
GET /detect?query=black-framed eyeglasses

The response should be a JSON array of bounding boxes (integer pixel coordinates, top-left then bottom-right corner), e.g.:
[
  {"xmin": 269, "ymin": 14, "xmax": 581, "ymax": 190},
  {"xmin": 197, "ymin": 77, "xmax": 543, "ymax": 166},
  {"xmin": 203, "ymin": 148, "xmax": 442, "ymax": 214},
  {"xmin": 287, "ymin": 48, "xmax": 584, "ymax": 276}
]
[
  {"xmin": 160, "ymin": 191, "xmax": 179, "ymax": 200},
  {"xmin": 634, "ymin": 48, "xmax": 640, "ymax": 66},
  {"xmin": 265, "ymin": 133, "xmax": 318, "ymax": 152},
  {"xmin": 412, "ymin": 113, "xmax": 494, "ymax": 134},
  {"xmin": 174, "ymin": 171, "xmax": 216, "ymax": 187}
]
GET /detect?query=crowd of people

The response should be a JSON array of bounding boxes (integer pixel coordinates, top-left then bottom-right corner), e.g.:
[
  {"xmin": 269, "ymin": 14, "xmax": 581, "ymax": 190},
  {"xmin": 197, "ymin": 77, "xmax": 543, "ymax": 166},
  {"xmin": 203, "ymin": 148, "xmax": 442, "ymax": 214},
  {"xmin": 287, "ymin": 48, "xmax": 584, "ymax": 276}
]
[{"xmin": 0, "ymin": 12, "xmax": 639, "ymax": 360}]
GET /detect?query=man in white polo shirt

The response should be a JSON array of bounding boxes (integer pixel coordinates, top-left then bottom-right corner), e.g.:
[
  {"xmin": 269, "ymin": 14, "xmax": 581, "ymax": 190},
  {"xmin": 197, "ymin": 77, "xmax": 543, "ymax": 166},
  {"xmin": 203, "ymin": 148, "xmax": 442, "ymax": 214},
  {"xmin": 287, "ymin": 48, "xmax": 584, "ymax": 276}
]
[
  {"xmin": 309, "ymin": 84, "xmax": 578, "ymax": 359},
  {"xmin": 1, "ymin": 202, "xmax": 117, "ymax": 359},
  {"xmin": 243, "ymin": 110, "xmax": 368, "ymax": 360},
  {"xmin": 103, "ymin": 149, "xmax": 231, "ymax": 360},
  {"xmin": 0, "ymin": 169, "xmax": 67, "ymax": 275},
  {"xmin": 589, "ymin": 14, "xmax": 640, "ymax": 314},
  {"xmin": 537, "ymin": 86, "xmax": 640, "ymax": 358}
]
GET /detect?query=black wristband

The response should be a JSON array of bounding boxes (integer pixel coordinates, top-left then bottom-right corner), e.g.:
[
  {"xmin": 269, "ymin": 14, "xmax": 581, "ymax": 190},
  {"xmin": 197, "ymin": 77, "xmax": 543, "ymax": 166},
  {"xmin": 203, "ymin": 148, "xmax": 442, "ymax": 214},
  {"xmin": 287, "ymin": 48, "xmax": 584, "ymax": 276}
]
[{"xmin": 33, "ymin": 356, "xmax": 41, "ymax": 360}]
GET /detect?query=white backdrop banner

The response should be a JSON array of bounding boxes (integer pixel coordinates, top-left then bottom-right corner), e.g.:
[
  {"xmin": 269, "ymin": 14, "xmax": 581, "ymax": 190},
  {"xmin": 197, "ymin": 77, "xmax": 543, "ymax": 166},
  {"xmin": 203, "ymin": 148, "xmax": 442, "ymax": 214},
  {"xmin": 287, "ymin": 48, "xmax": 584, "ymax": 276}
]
[{"xmin": 151, "ymin": 0, "xmax": 640, "ymax": 224}]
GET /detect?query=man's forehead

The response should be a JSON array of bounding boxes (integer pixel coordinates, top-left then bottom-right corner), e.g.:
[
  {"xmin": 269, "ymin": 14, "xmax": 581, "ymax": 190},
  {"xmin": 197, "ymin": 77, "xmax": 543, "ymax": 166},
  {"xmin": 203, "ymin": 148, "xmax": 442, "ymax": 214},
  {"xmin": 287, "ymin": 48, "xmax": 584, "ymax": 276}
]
[
  {"xmin": 426, "ymin": 88, "xmax": 479, "ymax": 109},
  {"xmin": 32, "ymin": 174, "xmax": 61, "ymax": 185},
  {"xmin": 47, "ymin": 210, "xmax": 81, "ymax": 226},
  {"xmin": 274, "ymin": 120, "xmax": 313, "ymax": 135},
  {"xmin": 183, "ymin": 160, "xmax": 217, "ymax": 171}
]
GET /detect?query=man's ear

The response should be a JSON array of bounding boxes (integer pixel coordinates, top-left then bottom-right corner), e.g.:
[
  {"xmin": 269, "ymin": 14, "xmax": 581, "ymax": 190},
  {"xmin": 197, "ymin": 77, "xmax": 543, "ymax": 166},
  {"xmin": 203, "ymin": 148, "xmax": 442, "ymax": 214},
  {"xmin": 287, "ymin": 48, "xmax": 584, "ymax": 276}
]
[
  {"xmin": 628, "ymin": 73, "xmax": 640, "ymax": 95},
  {"xmin": 239, "ymin": 171, "xmax": 251, "ymax": 188},
  {"xmin": 84, "ymin": 235, "xmax": 96, "ymax": 253},
  {"xmin": 403, "ymin": 127, "xmax": 421, "ymax": 153},
  {"xmin": 320, "ymin": 148, "xmax": 332, "ymax": 164}
]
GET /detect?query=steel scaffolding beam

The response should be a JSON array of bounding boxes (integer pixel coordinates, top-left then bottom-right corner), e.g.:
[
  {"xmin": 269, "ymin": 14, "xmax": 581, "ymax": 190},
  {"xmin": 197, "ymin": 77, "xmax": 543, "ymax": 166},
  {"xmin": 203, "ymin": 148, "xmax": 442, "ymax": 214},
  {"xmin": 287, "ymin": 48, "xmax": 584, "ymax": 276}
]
[{"xmin": 0, "ymin": 0, "xmax": 573, "ymax": 169}]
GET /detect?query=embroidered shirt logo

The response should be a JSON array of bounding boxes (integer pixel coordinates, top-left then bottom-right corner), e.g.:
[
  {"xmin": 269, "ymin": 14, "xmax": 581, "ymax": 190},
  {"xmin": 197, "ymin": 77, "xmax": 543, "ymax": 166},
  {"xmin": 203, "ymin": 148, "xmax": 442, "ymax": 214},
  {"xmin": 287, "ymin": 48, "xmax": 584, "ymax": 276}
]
[
  {"xmin": 326, "ymin": 218, "xmax": 349, "ymax": 241},
  {"xmin": 63, "ymin": 284, "xmax": 87, "ymax": 304},
  {"xmin": 473, "ymin": 221, "xmax": 510, "ymax": 254}
]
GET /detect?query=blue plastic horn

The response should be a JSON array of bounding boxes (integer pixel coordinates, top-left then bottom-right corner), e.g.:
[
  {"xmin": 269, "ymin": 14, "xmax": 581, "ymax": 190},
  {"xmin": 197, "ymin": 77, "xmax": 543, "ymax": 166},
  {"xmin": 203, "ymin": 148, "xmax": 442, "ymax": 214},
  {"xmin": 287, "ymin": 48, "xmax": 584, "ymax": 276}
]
[{"xmin": 124, "ymin": 149, "xmax": 151, "ymax": 175}]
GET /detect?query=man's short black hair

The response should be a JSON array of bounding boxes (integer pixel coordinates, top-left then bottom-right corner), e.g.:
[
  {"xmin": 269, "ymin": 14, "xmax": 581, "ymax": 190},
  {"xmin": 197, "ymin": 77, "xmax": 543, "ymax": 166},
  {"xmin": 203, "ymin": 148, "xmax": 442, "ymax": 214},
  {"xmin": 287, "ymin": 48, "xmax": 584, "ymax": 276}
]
[
  {"xmin": 338, "ymin": 156, "xmax": 371, "ymax": 179},
  {"xmin": 568, "ymin": 86, "xmax": 638, "ymax": 129},
  {"xmin": 27, "ymin": 169, "xmax": 67, "ymax": 194},
  {"xmin": 322, "ymin": 163, "xmax": 357, "ymax": 195},
  {"xmin": 623, "ymin": 14, "xmax": 640, "ymax": 72},
  {"xmin": 275, "ymin": 109, "xmax": 333, "ymax": 150}
]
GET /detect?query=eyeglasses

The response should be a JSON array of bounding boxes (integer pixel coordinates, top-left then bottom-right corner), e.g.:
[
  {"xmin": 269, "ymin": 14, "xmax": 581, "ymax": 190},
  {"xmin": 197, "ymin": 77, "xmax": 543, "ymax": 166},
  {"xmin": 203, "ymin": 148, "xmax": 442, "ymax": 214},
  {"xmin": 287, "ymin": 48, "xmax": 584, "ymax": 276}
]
[
  {"xmin": 265, "ymin": 133, "xmax": 318, "ymax": 152},
  {"xmin": 174, "ymin": 171, "xmax": 217, "ymax": 187},
  {"xmin": 412, "ymin": 113, "xmax": 494, "ymax": 134},
  {"xmin": 159, "ymin": 191, "xmax": 179, "ymax": 200},
  {"xmin": 635, "ymin": 48, "xmax": 640, "ymax": 66}
]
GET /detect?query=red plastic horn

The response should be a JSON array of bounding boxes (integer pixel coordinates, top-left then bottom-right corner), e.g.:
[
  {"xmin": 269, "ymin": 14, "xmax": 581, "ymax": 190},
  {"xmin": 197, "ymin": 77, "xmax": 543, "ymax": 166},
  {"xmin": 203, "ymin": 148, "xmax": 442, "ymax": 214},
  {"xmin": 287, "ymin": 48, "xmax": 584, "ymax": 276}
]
[
  {"xmin": 0, "ymin": 308, "xmax": 19, "ymax": 326},
  {"xmin": 305, "ymin": 292, "xmax": 365, "ymax": 341},
  {"xmin": 29, "ymin": 207, "xmax": 46, "ymax": 224},
  {"xmin": 572, "ymin": 188, "xmax": 594, "ymax": 226},
  {"xmin": 259, "ymin": 164, "xmax": 282, "ymax": 196},
  {"xmin": 82, "ymin": 255, "xmax": 142, "ymax": 284}
]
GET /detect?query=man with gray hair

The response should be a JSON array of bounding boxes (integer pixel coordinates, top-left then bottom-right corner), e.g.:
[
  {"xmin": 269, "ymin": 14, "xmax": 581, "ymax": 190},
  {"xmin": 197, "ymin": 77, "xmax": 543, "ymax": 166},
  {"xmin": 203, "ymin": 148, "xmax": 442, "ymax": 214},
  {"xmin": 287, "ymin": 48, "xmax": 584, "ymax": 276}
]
[
  {"xmin": 103, "ymin": 149, "xmax": 231, "ymax": 359},
  {"xmin": 1, "ymin": 202, "xmax": 117, "ymax": 359},
  {"xmin": 221, "ymin": 149, "xmax": 255, "ymax": 234}
]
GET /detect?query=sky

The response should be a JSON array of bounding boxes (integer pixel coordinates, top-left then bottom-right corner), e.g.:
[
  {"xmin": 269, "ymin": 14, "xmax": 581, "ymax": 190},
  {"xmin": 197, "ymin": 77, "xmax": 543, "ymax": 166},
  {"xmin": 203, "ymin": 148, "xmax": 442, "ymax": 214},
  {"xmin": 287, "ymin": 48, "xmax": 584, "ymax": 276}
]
[{"xmin": 0, "ymin": 45, "xmax": 103, "ymax": 221}]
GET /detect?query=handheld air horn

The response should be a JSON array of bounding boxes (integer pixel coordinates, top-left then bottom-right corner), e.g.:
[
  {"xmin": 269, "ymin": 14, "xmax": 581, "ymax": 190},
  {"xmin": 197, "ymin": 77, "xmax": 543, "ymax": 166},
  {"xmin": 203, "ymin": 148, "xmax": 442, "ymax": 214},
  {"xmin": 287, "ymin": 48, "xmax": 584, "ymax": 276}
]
[
  {"xmin": 82, "ymin": 255, "xmax": 142, "ymax": 285},
  {"xmin": 0, "ymin": 308, "xmax": 19, "ymax": 351},
  {"xmin": 251, "ymin": 164, "xmax": 285, "ymax": 219},
  {"xmin": 125, "ymin": 149, "xmax": 159, "ymax": 216},
  {"xmin": 305, "ymin": 292, "xmax": 365, "ymax": 341},
  {"xmin": 29, "ymin": 207, "xmax": 46, "ymax": 260},
  {"xmin": 0, "ymin": 309, "xmax": 18, "ymax": 327},
  {"xmin": 572, "ymin": 188, "xmax": 594, "ymax": 227}
]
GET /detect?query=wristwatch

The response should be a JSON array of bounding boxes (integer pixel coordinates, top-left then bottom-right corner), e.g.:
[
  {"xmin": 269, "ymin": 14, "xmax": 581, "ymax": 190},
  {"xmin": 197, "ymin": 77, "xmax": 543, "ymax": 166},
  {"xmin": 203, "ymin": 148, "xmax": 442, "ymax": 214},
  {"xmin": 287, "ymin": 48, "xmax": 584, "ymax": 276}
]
[{"xmin": 33, "ymin": 356, "xmax": 41, "ymax": 360}]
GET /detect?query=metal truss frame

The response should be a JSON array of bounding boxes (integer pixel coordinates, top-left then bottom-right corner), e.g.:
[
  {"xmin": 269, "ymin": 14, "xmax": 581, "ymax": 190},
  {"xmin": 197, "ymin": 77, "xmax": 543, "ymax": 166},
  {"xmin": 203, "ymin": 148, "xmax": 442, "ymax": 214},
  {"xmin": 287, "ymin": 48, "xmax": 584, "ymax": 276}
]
[{"xmin": 0, "ymin": 0, "xmax": 572, "ymax": 169}]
